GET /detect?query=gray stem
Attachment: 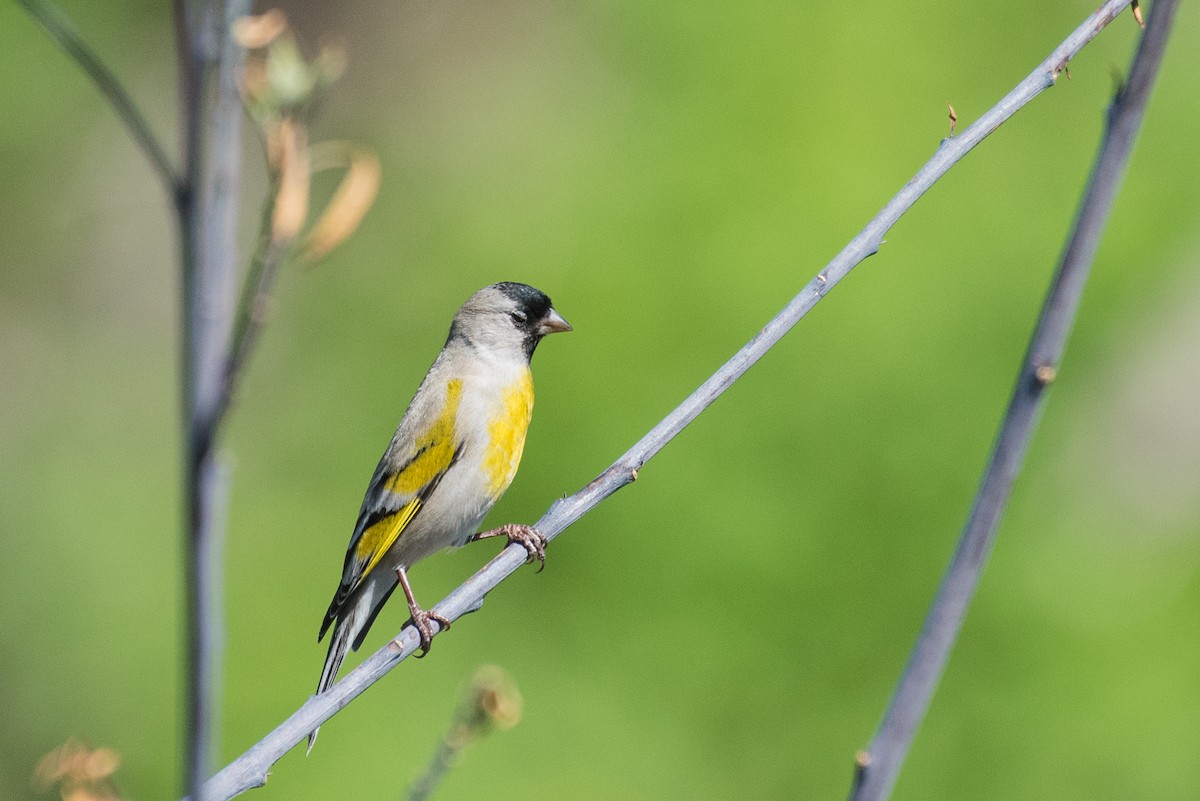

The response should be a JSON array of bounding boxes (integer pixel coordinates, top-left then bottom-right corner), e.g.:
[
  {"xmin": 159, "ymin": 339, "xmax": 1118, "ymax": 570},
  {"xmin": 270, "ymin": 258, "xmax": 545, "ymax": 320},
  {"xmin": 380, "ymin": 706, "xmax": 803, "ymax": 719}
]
[
  {"xmin": 848, "ymin": 2, "xmax": 1179, "ymax": 799},
  {"xmin": 174, "ymin": 2, "xmax": 252, "ymax": 800}
]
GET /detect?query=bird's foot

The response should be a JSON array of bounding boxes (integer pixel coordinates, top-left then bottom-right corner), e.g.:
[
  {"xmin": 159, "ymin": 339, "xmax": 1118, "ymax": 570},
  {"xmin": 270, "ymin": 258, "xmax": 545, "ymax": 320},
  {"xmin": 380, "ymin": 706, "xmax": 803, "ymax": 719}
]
[
  {"xmin": 410, "ymin": 606, "xmax": 451, "ymax": 657},
  {"xmin": 471, "ymin": 523, "xmax": 548, "ymax": 571},
  {"xmin": 396, "ymin": 566, "xmax": 450, "ymax": 656}
]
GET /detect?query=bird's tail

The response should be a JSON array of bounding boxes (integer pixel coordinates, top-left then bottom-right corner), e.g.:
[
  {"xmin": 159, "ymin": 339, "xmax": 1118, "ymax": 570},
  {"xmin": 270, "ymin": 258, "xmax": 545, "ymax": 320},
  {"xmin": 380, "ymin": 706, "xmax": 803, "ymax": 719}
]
[{"xmin": 307, "ymin": 586, "xmax": 372, "ymax": 754}]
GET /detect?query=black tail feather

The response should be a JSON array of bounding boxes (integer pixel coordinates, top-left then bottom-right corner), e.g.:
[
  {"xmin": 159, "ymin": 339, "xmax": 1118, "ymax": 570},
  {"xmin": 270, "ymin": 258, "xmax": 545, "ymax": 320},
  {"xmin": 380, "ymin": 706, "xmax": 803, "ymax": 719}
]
[{"xmin": 307, "ymin": 605, "xmax": 357, "ymax": 754}]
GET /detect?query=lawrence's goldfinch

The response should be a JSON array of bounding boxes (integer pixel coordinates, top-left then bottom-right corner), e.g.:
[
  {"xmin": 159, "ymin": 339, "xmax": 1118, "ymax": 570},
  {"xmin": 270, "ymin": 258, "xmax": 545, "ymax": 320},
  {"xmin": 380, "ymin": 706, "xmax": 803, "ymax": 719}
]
[{"xmin": 310, "ymin": 282, "xmax": 570, "ymax": 746}]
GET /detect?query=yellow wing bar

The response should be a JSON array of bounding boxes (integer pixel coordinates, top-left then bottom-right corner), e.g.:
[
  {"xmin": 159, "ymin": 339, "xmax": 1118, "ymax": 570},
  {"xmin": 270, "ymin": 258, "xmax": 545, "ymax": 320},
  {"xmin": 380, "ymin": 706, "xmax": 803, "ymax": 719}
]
[
  {"xmin": 347, "ymin": 379, "xmax": 465, "ymax": 591},
  {"xmin": 351, "ymin": 498, "xmax": 421, "ymax": 593}
]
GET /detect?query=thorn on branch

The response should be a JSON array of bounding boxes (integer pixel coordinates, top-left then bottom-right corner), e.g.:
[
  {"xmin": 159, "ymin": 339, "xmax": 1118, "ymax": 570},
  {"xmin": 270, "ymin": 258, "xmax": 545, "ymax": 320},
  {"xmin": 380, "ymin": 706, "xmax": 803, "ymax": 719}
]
[
  {"xmin": 947, "ymin": 102, "xmax": 957, "ymax": 137},
  {"xmin": 850, "ymin": 749, "xmax": 872, "ymax": 793},
  {"xmin": 1132, "ymin": 0, "xmax": 1145, "ymax": 29}
]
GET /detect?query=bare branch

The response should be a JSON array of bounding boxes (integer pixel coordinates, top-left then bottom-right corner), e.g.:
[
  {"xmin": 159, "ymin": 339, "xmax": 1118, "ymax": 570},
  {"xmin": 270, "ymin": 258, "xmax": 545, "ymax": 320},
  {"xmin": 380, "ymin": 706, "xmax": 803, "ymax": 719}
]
[
  {"xmin": 14, "ymin": 0, "xmax": 180, "ymax": 198},
  {"xmin": 184, "ymin": 2, "xmax": 1139, "ymax": 799},
  {"xmin": 174, "ymin": 2, "xmax": 253, "ymax": 800},
  {"xmin": 848, "ymin": 2, "xmax": 1180, "ymax": 800}
]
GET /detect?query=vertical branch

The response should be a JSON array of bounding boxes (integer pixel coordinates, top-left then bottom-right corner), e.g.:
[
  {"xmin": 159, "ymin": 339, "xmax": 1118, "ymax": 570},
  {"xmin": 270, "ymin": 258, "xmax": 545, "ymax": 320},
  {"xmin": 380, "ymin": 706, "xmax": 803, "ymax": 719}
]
[
  {"xmin": 17, "ymin": 2, "xmax": 355, "ymax": 798},
  {"xmin": 174, "ymin": 1, "xmax": 252, "ymax": 799},
  {"xmin": 848, "ymin": 3, "xmax": 1180, "ymax": 800}
]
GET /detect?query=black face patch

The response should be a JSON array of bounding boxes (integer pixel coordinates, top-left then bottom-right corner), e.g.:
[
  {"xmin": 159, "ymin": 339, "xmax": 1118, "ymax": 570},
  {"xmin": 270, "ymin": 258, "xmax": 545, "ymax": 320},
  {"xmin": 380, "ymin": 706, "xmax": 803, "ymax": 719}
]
[
  {"xmin": 446, "ymin": 283, "xmax": 560, "ymax": 360},
  {"xmin": 492, "ymin": 282, "xmax": 556, "ymax": 358},
  {"xmin": 494, "ymin": 282, "xmax": 553, "ymax": 325}
]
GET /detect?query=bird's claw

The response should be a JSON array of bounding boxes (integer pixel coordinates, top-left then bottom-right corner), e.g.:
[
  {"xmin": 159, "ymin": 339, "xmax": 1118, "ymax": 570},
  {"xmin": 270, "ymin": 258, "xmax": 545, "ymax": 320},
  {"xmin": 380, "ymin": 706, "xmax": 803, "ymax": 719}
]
[
  {"xmin": 501, "ymin": 523, "xmax": 548, "ymax": 571},
  {"xmin": 472, "ymin": 523, "xmax": 548, "ymax": 572},
  {"xmin": 410, "ymin": 607, "xmax": 451, "ymax": 657}
]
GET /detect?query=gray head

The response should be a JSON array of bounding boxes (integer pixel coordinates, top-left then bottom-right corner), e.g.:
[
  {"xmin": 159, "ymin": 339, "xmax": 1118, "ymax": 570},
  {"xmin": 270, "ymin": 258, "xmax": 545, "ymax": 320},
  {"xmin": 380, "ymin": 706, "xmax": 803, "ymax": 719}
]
[{"xmin": 448, "ymin": 282, "xmax": 572, "ymax": 360}]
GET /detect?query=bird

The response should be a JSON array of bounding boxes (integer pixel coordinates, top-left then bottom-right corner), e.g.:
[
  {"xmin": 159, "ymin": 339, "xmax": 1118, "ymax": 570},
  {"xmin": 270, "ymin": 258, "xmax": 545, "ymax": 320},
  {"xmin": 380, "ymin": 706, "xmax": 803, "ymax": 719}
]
[{"xmin": 309, "ymin": 282, "xmax": 571, "ymax": 750}]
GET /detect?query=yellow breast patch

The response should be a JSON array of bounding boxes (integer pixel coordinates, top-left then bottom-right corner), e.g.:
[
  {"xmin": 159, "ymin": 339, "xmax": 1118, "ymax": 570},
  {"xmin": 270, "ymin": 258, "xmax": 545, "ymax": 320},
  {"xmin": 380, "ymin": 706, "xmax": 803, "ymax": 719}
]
[{"xmin": 484, "ymin": 369, "xmax": 534, "ymax": 496}]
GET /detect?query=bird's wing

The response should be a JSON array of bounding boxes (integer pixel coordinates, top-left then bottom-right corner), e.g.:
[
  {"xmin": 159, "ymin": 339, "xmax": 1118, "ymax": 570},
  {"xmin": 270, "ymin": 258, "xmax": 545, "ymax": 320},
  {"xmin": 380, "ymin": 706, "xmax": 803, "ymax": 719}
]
[{"xmin": 319, "ymin": 378, "xmax": 465, "ymax": 639}]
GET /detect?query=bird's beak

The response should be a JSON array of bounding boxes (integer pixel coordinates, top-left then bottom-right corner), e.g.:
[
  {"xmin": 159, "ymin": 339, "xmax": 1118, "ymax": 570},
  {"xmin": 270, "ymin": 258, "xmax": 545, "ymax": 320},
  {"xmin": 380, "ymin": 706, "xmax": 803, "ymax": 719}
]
[{"xmin": 538, "ymin": 307, "xmax": 573, "ymax": 335}]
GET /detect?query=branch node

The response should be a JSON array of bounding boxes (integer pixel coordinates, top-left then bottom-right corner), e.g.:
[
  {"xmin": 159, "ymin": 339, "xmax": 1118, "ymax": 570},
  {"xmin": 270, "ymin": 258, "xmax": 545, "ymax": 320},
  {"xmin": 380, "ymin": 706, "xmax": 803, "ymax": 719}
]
[
  {"xmin": 850, "ymin": 749, "xmax": 872, "ymax": 793},
  {"xmin": 1034, "ymin": 363, "xmax": 1057, "ymax": 386}
]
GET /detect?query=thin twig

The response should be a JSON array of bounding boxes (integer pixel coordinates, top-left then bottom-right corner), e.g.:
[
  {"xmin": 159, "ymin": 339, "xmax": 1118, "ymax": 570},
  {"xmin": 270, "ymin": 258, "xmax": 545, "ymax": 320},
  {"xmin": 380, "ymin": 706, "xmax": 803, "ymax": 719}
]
[
  {"xmin": 218, "ymin": 170, "xmax": 289, "ymax": 423},
  {"xmin": 14, "ymin": 0, "xmax": 180, "ymax": 199},
  {"xmin": 183, "ymin": 3, "xmax": 1137, "ymax": 799},
  {"xmin": 847, "ymin": 2, "xmax": 1179, "ymax": 800}
]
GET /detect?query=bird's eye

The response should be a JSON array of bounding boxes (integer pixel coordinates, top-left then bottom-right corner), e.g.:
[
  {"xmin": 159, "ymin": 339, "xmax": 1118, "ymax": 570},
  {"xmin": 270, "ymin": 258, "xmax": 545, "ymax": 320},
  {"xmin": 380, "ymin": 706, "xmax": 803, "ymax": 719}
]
[{"xmin": 509, "ymin": 310, "xmax": 528, "ymax": 324}]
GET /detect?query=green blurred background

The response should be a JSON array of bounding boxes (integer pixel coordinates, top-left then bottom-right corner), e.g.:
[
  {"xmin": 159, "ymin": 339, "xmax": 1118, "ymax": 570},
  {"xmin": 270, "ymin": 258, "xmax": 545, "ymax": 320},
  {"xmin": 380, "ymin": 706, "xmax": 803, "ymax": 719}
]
[{"xmin": 2, "ymin": 1, "xmax": 1199, "ymax": 799}]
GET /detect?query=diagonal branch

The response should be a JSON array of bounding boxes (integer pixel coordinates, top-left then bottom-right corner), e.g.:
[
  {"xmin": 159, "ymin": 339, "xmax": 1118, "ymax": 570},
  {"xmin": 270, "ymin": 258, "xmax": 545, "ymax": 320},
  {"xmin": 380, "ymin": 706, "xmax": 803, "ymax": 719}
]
[
  {"xmin": 847, "ymin": 2, "xmax": 1180, "ymax": 800},
  {"xmin": 14, "ymin": 0, "xmax": 180, "ymax": 199},
  {"xmin": 216, "ymin": 171, "xmax": 289, "ymax": 425},
  {"xmin": 185, "ymin": 2, "xmax": 1139, "ymax": 799}
]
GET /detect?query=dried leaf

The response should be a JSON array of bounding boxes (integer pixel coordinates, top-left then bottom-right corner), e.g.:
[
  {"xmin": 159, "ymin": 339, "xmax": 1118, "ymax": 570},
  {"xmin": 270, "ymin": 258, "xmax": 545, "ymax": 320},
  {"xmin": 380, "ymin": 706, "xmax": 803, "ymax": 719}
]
[
  {"xmin": 34, "ymin": 743, "xmax": 71, "ymax": 788},
  {"xmin": 233, "ymin": 10, "xmax": 289, "ymax": 50},
  {"xmin": 81, "ymin": 749, "xmax": 120, "ymax": 781},
  {"xmin": 301, "ymin": 145, "xmax": 381, "ymax": 262},
  {"xmin": 947, "ymin": 102, "xmax": 958, "ymax": 136},
  {"xmin": 34, "ymin": 740, "xmax": 126, "ymax": 801},
  {"xmin": 35, "ymin": 738, "xmax": 92, "ymax": 788},
  {"xmin": 314, "ymin": 41, "xmax": 349, "ymax": 87},
  {"xmin": 271, "ymin": 118, "xmax": 311, "ymax": 243},
  {"xmin": 241, "ymin": 60, "xmax": 270, "ymax": 107}
]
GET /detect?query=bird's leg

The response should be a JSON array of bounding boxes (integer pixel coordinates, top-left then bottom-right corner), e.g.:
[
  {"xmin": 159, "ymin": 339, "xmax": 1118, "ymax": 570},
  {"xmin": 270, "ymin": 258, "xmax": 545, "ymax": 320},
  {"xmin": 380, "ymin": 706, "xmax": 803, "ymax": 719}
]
[
  {"xmin": 396, "ymin": 566, "xmax": 450, "ymax": 655},
  {"xmin": 469, "ymin": 523, "xmax": 548, "ymax": 571}
]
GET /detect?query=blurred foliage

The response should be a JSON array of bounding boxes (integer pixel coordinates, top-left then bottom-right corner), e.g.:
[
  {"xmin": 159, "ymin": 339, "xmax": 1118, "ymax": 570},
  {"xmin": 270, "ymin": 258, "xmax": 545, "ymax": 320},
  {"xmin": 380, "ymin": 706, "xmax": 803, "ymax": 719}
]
[{"xmin": 2, "ymin": 1, "xmax": 1199, "ymax": 800}]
